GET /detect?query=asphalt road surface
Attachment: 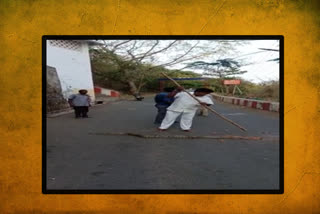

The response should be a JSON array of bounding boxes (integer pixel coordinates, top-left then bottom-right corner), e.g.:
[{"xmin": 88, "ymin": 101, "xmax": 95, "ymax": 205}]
[{"xmin": 46, "ymin": 97, "xmax": 280, "ymax": 190}]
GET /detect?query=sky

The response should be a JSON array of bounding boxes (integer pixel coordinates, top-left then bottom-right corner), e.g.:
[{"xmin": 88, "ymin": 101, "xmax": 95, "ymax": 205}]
[
  {"xmin": 229, "ymin": 40, "xmax": 279, "ymax": 83},
  {"xmin": 166, "ymin": 40, "xmax": 280, "ymax": 83}
]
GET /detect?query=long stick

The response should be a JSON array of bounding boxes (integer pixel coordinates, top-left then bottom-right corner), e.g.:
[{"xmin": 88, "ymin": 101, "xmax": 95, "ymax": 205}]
[
  {"xmin": 161, "ymin": 72, "xmax": 247, "ymax": 132},
  {"xmin": 90, "ymin": 132, "xmax": 260, "ymax": 140}
]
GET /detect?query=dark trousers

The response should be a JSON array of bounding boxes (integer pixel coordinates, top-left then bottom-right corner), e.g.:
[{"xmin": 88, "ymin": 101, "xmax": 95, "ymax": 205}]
[
  {"xmin": 74, "ymin": 106, "xmax": 89, "ymax": 118},
  {"xmin": 154, "ymin": 105, "xmax": 168, "ymax": 124}
]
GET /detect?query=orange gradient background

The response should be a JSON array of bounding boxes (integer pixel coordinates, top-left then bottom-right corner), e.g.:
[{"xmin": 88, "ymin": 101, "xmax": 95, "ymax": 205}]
[{"xmin": 0, "ymin": 0, "xmax": 319, "ymax": 213}]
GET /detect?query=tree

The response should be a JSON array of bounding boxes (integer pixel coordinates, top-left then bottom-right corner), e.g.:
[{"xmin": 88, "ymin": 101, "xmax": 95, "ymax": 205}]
[
  {"xmin": 90, "ymin": 40, "xmax": 241, "ymax": 96},
  {"xmin": 184, "ymin": 58, "xmax": 247, "ymax": 94},
  {"xmin": 185, "ymin": 58, "xmax": 247, "ymax": 78}
]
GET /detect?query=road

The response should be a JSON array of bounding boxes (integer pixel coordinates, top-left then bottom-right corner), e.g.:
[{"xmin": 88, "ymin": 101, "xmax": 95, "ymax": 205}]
[{"xmin": 46, "ymin": 96, "xmax": 280, "ymax": 190}]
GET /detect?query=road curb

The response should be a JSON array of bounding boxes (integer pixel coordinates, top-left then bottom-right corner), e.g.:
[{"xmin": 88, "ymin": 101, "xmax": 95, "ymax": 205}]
[{"xmin": 212, "ymin": 93, "xmax": 279, "ymax": 112}]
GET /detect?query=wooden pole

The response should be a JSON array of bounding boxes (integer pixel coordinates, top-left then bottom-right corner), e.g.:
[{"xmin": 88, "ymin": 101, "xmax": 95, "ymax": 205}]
[
  {"xmin": 90, "ymin": 132, "xmax": 261, "ymax": 140},
  {"xmin": 232, "ymin": 85, "xmax": 236, "ymax": 95},
  {"xmin": 236, "ymin": 85, "xmax": 243, "ymax": 95},
  {"xmin": 161, "ymin": 72, "xmax": 247, "ymax": 132}
]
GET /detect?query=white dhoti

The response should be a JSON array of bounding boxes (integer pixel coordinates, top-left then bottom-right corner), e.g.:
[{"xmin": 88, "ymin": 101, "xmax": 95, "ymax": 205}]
[
  {"xmin": 159, "ymin": 110, "xmax": 197, "ymax": 130},
  {"xmin": 198, "ymin": 106, "xmax": 209, "ymax": 116},
  {"xmin": 159, "ymin": 91, "xmax": 213, "ymax": 130}
]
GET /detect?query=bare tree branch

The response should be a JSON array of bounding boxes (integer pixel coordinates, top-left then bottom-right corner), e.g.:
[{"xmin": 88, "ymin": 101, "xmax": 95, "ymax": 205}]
[
  {"xmin": 136, "ymin": 40, "xmax": 159, "ymax": 62},
  {"xmin": 146, "ymin": 41, "xmax": 202, "ymax": 70},
  {"xmin": 102, "ymin": 40, "xmax": 132, "ymax": 53},
  {"xmin": 134, "ymin": 40, "xmax": 178, "ymax": 61},
  {"xmin": 128, "ymin": 40, "xmax": 137, "ymax": 53},
  {"xmin": 127, "ymin": 49, "xmax": 136, "ymax": 61}
]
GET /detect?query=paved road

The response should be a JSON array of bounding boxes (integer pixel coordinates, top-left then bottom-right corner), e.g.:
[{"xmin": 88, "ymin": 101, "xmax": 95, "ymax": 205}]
[{"xmin": 46, "ymin": 97, "xmax": 280, "ymax": 190}]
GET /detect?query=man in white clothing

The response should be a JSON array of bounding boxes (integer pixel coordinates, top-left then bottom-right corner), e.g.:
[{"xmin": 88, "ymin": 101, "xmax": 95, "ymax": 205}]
[{"xmin": 158, "ymin": 87, "xmax": 214, "ymax": 132}]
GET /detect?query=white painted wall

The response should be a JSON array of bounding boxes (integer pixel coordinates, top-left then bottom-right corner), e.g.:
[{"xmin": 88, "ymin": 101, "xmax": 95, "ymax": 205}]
[{"xmin": 46, "ymin": 40, "xmax": 95, "ymax": 101}]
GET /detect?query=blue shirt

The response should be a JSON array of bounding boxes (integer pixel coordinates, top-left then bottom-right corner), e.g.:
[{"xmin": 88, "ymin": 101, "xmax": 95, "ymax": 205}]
[
  {"xmin": 154, "ymin": 92, "xmax": 174, "ymax": 107},
  {"xmin": 68, "ymin": 94, "xmax": 91, "ymax": 106}
]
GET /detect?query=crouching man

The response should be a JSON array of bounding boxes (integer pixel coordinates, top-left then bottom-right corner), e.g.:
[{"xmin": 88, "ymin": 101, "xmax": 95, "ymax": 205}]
[
  {"xmin": 154, "ymin": 87, "xmax": 175, "ymax": 124},
  {"xmin": 158, "ymin": 87, "xmax": 213, "ymax": 132}
]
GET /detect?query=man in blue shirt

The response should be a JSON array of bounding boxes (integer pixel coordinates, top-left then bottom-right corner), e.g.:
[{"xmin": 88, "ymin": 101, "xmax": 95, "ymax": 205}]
[
  {"xmin": 154, "ymin": 87, "xmax": 175, "ymax": 124},
  {"xmin": 68, "ymin": 89, "xmax": 91, "ymax": 118}
]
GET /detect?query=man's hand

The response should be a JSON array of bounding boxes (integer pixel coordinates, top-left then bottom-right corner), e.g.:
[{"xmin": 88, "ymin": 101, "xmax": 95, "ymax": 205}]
[{"xmin": 168, "ymin": 87, "xmax": 184, "ymax": 97}]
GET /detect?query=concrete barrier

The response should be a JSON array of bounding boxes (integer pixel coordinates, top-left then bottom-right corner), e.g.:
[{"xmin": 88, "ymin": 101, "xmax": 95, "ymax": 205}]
[
  {"xmin": 211, "ymin": 93, "xmax": 279, "ymax": 112},
  {"xmin": 94, "ymin": 86, "xmax": 120, "ymax": 97}
]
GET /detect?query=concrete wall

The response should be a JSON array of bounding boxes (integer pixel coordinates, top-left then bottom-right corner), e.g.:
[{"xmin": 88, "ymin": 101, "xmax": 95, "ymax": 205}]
[
  {"xmin": 46, "ymin": 66, "xmax": 69, "ymax": 112},
  {"xmin": 212, "ymin": 93, "xmax": 279, "ymax": 112},
  {"xmin": 47, "ymin": 66, "xmax": 63, "ymax": 94},
  {"xmin": 46, "ymin": 40, "xmax": 95, "ymax": 101}
]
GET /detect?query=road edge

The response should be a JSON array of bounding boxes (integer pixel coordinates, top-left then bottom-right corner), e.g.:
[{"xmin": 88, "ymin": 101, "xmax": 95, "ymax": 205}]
[{"xmin": 212, "ymin": 93, "xmax": 279, "ymax": 112}]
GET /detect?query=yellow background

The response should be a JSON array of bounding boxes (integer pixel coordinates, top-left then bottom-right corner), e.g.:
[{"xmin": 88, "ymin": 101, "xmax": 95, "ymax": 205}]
[{"xmin": 1, "ymin": 0, "xmax": 320, "ymax": 213}]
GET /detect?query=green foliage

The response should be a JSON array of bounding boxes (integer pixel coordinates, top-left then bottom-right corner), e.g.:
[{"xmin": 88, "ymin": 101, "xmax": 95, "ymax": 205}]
[
  {"xmin": 90, "ymin": 40, "xmax": 249, "ymax": 95},
  {"xmin": 151, "ymin": 69, "xmax": 203, "ymax": 91},
  {"xmin": 90, "ymin": 43, "xmax": 279, "ymax": 100},
  {"xmin": 213, "ymin": 78, "xmax": 279, "ymax": 102},
  {"xmin": 185, "ymin": 59, "xmax": 247, "ymax": 78},
  {"xmin": 160, "ymin": 80, "xmax": 203, "ymax": 90},
  {"xmin": 90, "ymin": 49, "xmax": 202, "ymax": 93},
  {"xmin": 252, "ymin": 80, "xmax": 279, "ymax": 101},
  {"xmin": 166, "ymin": 69, "xmax": 201, "ymax": 78}
]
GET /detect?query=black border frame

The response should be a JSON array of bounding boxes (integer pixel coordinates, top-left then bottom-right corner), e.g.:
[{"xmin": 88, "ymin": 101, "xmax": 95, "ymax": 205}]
[{"xmin": 42, "ymin": 35, "xmax": 284, "ymax": 194}]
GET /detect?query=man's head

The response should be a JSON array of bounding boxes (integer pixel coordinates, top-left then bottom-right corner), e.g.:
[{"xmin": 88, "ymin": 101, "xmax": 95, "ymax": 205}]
[
  {"xmin": 194, "ymin": 88, "xmax": 213, "ymax": 96},
  {"xmin": 163, "ymin": 87, "xmax": 175, "ymax": 93},
  {"xmin": 79, "ymin": 89, "xmax": 88, "ymax": 95}
]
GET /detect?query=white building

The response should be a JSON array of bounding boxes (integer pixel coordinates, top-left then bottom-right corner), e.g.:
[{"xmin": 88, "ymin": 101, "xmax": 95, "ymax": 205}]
[{"xmin": 46, "ymin": 40, "xmax": 99, "ymax": 102}]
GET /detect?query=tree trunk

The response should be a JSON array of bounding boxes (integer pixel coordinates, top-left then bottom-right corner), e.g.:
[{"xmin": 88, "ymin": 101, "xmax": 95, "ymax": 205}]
[
  {"xmin": 137, "ymin": 73, "xmax": 146, "ymax": 92},
  {"xmin": 137, "ymin": 82, "xmax": 146, "ymax": 93},
  {"xmin": 128, "ymin": 80, "xmax": 138, "ymax": 95},
  {"xmin": 218, "ymin": 75, "xmax": 225, "ymax": 95},
  {"xmin": 226, "ymin": 85, "xmax": 229, "ymax": 94}
]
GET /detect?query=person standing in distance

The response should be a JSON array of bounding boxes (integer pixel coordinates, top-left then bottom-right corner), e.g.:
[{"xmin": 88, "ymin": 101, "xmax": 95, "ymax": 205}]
[{"xmin": 68, "ymin": 89, "xmax": 91, "ymax": 118}]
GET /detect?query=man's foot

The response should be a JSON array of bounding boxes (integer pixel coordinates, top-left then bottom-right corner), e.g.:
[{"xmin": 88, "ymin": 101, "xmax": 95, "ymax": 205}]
[
  {"xmin": 182, "ymin": 129, "xmax": 191, "ymax": 132},
  {"xmin": 158, "ymin": 128, "xmax": 166, "ymax": 131}
]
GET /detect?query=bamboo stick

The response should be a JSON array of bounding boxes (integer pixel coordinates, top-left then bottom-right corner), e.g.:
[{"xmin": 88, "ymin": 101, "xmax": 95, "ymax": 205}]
[
  {"xmin": 161, "ymin": 72, "xmax": 247, "ymax": 132},
  {"xmin": 90, "ymin": 132, "xmax": 261, "ymax": 140}
]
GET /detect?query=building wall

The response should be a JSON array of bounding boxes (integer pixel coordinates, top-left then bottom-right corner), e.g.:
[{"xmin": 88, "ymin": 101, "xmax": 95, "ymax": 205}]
[{"xmin": 46, "ymin": 40, "xmax": 95, "ymax": 101}]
